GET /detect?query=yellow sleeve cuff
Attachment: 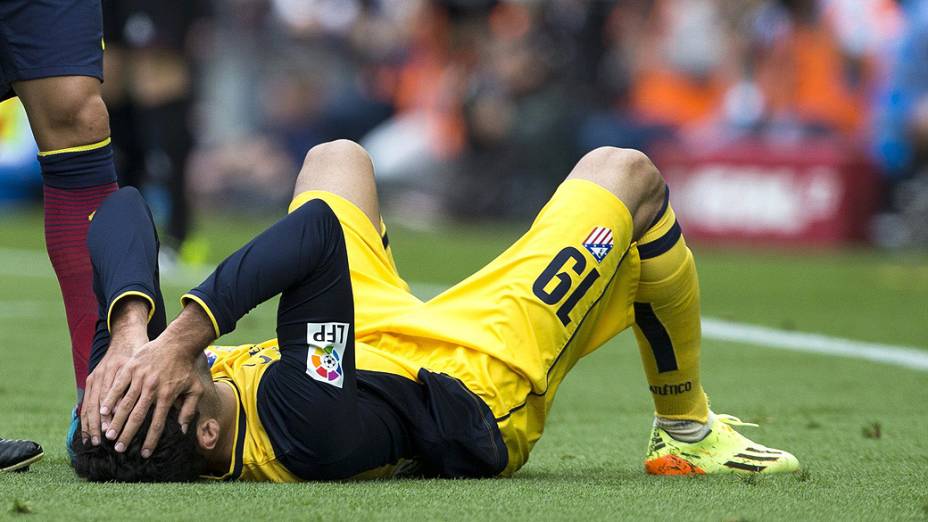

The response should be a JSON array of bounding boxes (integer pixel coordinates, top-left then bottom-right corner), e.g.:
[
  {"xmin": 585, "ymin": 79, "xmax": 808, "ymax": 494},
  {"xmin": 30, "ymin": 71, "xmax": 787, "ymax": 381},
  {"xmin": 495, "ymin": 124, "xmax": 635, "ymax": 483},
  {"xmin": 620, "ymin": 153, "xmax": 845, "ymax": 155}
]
[
  {"xmin": 181, "ymin": 293, "xmax": 222, "ymax": 339},
  {"xmin": 107, "ymin": 291, "xmax": 156, "ymax": 332}
]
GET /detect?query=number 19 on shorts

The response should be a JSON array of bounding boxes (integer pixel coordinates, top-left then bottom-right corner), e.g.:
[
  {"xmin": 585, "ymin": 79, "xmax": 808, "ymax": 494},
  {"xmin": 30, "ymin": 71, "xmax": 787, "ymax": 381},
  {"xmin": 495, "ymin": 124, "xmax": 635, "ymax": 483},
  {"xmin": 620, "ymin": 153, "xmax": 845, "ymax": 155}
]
[{"xmin": 532, "ymin": 246, "xmax": 600, "ymax": 326}]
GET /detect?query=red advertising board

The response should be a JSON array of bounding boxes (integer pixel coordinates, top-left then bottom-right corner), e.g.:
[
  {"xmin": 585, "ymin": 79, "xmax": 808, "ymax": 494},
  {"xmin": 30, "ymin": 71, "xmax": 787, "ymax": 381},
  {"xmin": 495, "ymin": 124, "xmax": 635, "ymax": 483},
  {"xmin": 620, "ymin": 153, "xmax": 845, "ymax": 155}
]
[{"xmin": 653, "ymin": 139, "xmax": 881, "ymax": 246}]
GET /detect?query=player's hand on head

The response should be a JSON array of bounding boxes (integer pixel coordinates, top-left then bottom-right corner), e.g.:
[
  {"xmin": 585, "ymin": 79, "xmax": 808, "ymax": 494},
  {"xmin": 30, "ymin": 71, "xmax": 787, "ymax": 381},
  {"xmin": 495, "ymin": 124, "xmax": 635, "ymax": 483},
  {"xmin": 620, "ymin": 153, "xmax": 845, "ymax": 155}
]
[
  {"xmin": 81, "ymin": 296, "xmax": 151, "ymax": 447},
  {"xmin": 100, "ymin": 337, "xmax": 205, "ymax": 458},
  {"xmin": 80, "ymin": 335, "xmax": 144, "ymax": 447}
]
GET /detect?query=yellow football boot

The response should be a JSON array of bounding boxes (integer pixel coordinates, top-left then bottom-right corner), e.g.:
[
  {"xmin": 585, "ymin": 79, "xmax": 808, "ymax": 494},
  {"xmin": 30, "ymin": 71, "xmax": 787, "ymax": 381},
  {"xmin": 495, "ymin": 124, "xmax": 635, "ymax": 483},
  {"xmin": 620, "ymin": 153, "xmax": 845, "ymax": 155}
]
[{"xmin": 644, "ymin": 414, "xmax": 800, "ymax": 475}]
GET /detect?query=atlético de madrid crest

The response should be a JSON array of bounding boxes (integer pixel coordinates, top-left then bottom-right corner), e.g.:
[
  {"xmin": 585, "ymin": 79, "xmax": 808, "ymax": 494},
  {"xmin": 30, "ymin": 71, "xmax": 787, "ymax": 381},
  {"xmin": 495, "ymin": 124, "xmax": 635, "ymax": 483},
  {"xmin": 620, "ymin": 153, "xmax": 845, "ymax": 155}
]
[{"xmin": 583, "ymin": 226, "xmax": 614, "ymax": 263}]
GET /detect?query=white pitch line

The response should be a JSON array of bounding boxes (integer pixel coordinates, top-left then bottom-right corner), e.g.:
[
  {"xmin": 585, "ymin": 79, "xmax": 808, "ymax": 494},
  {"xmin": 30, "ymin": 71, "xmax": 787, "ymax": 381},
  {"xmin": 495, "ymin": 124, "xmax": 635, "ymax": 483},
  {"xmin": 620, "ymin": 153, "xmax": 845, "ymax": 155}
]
[
  {"xmin": 701, "ymin": 318, "xmax": 928, "ymax": 372},
  {"xmin": 1, "ymin": 247, "xmax": 925, "ymax": 371}
]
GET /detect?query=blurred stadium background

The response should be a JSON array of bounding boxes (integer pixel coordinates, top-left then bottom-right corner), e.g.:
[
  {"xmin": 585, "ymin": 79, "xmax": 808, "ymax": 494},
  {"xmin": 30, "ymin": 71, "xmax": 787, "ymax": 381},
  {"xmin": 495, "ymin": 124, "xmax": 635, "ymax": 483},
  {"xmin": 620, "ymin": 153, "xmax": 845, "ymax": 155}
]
[
  {"xmin": 1, "ymin": 1, "xmax": 927, "ymax": 519},
  {"xmin": 1, "ymin": 0, "xmax": 928, "ymax": 249}
]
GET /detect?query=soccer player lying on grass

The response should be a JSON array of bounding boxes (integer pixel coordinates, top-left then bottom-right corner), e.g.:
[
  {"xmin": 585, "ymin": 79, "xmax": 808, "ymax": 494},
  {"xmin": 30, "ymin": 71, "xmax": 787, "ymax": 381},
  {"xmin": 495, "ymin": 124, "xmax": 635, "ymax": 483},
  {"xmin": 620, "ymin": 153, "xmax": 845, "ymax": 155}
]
[{"xmin": 72, "ymin": 141, "xmax": 799, "ymax": 481}]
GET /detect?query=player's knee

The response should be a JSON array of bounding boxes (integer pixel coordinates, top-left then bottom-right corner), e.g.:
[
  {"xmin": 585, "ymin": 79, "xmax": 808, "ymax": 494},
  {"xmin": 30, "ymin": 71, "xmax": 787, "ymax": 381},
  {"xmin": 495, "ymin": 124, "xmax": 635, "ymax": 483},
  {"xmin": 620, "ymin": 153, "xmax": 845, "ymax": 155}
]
[
  {"xmin": 579, "ymin": 146, "xmax": 657, "ymax": 181},
  {"xmin": 42, "ymin": 91, "xmax": 110, "ymax": 144},
  {"xmin": 295, "ymin": 139, "xmax": 375, "ymax": 195},
  {"xmin": 302, "ymin": 139, "xmax": 371, "ymax": 168},
  {"xmin": 575, "ymin": 147, "xmax": 664, "ymax": 206}
]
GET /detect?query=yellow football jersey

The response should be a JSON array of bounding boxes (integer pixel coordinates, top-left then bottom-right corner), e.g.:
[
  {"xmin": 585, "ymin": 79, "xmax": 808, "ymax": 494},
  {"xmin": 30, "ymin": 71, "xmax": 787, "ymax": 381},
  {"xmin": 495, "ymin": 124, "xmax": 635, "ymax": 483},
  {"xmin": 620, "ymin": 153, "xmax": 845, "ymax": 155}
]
[
  {"xmin": 193, "ymin": 180, "xmax": 641, "ymax": 481},
  {"xmin": 201, "ymin": 340, "xmax": 298, "ymax": 482},
  {"xmin": 287, "ymin": 181, "xmax": 640, "ymax": 477},
  {"xmin": 202, "ymin": 337, "xmax": 437, "ymax": 481}
]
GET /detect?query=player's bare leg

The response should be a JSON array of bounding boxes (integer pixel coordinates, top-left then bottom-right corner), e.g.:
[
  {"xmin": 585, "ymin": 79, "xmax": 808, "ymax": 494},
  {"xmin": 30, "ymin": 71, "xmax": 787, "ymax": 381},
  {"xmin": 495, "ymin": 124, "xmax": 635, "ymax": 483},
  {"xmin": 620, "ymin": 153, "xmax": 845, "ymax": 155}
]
[
  {"xmin": 15, "ymin": 76, "xmax": 110, "ymax": 151},
  {"xmin": 14, "ymin": 75, "xmax": 120, "ymax": 452},
  {"xmin": 567, "ymin": 147, "xmax": 800, "ymax": 475},
  {"xmin": 293, "ymin": 139, "xmax": 382, "ymax": 233}
]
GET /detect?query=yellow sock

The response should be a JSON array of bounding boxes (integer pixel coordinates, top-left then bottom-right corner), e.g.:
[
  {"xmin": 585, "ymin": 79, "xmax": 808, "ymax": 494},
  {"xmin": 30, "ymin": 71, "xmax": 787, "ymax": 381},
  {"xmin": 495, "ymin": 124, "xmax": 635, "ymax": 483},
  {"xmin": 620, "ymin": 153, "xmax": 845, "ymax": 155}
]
[{"xmin": 633, "ymin": 195, "xmax": 709, "ymax": 423}]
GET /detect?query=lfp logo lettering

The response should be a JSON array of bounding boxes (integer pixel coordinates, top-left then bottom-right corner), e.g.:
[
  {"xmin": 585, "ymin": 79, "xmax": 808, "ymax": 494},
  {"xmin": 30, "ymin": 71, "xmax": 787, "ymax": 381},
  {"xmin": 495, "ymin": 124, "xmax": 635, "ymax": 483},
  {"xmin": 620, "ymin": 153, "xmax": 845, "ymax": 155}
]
[{"xmin": 305, "ymin": 322, "xmax": 350, "ymax": 388}]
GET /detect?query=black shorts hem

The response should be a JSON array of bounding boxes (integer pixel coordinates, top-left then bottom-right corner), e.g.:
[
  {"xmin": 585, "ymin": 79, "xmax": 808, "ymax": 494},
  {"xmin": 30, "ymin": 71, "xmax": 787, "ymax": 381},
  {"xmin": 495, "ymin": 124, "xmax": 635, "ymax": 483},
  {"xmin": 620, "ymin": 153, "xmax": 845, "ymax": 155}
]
[
  {"xmin": 9, "ymin": 65, "xmax": 103, "ymax": 84},
  {"xmin": 2, "ymin": 65, "xmax": 103, "ymax": 101}
]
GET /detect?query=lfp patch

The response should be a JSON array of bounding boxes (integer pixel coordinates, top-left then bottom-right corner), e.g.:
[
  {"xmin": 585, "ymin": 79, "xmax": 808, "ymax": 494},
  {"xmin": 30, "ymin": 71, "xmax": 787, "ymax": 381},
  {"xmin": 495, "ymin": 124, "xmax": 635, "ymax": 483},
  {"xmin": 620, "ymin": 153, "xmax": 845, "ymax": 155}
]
[
  {"xmin": 306, "ymin": 322, "xmax": 350, "ymax": 388},
  {"xmin": 583, "ymin": 226, "xmax": 614, "ymax": 263}
]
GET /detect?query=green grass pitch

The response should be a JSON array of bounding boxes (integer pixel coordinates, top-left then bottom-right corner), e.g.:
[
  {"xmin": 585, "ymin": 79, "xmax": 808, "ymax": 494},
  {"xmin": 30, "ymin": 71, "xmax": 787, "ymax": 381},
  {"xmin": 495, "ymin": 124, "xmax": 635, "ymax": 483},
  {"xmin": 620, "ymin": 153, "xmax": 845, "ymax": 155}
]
[{"xmin": 1, "ymin": 208, "xmax": 927, "ymax": 521}]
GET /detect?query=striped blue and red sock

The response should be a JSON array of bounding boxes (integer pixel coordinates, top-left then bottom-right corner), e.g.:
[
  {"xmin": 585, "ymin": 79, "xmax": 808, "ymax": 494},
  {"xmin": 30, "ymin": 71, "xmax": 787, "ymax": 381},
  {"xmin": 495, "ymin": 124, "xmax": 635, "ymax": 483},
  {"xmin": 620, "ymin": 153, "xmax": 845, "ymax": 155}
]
[{"xmin": 39, "ymin": 138, "xmax": 118, "ymax": 402}]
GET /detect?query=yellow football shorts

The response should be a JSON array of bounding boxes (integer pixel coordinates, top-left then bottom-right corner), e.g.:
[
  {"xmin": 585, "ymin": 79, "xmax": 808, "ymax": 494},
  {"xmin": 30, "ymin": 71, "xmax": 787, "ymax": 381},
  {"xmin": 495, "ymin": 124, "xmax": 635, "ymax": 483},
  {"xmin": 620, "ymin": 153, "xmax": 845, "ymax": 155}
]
[{"xmin": 289, "ymin": 179, "xmax": 642, "ymax": 476}]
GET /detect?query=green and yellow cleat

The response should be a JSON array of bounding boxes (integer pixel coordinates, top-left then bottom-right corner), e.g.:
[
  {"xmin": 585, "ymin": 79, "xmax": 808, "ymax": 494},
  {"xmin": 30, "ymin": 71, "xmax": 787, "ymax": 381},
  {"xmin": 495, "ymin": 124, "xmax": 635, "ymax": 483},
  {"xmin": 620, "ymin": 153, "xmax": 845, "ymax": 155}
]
[{"xmin": 644, "ymin": 414, "xmax": 800, "ymax": 475}]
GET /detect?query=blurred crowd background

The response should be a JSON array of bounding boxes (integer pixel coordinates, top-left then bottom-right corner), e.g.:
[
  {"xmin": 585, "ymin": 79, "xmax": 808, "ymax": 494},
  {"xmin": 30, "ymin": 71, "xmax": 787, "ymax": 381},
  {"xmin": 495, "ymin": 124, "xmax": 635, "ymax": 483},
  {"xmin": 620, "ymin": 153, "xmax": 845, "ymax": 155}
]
[{"xmin": 2, "ymin": 0, "xmax": 928, "ymax": 253}]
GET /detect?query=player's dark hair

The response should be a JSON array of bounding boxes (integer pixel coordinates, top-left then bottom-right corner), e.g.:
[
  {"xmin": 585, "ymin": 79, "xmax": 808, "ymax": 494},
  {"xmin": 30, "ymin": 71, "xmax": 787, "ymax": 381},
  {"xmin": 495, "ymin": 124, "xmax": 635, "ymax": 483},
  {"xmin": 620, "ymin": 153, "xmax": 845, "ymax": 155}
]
[{"xmin": 71, "ymin": 408, "xmax": 207, "ymax": 482}]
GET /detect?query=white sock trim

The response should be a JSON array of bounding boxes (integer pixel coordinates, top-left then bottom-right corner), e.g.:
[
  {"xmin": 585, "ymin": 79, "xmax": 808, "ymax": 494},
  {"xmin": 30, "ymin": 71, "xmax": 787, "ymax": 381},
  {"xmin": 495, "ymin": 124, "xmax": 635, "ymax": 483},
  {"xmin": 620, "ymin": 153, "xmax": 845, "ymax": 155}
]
[{"xmin": 654, "ymin": 411, "xmax": 715, "ymax": 443}]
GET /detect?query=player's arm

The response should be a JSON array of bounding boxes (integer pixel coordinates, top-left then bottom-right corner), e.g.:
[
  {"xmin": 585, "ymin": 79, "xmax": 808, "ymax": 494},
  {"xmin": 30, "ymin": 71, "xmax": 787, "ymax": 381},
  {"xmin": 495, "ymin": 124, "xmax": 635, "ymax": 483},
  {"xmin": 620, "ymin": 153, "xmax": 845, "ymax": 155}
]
[
  {"xmin": 81, "ymin": 297, "xmax": 149, "ymax": 446},
  {"xmin": 102, "ymin": 200, "xmax": 349, "ymax": 457},
  {"xmin": 80, "ymin": 188, "xmax": 167, "ymax": 447}
]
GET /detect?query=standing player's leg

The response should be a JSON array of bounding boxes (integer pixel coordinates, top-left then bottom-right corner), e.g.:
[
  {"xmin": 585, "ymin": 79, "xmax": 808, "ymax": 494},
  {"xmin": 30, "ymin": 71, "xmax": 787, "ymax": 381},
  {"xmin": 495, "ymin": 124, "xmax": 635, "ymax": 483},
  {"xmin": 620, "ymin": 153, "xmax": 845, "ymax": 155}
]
[
  {"xmin": 16, "ymin": 76, "xmax": 118, "ymax": 403},
  {"xmin": 0, "ymin": 0, "xmax": 119, "ymax": 405}
]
